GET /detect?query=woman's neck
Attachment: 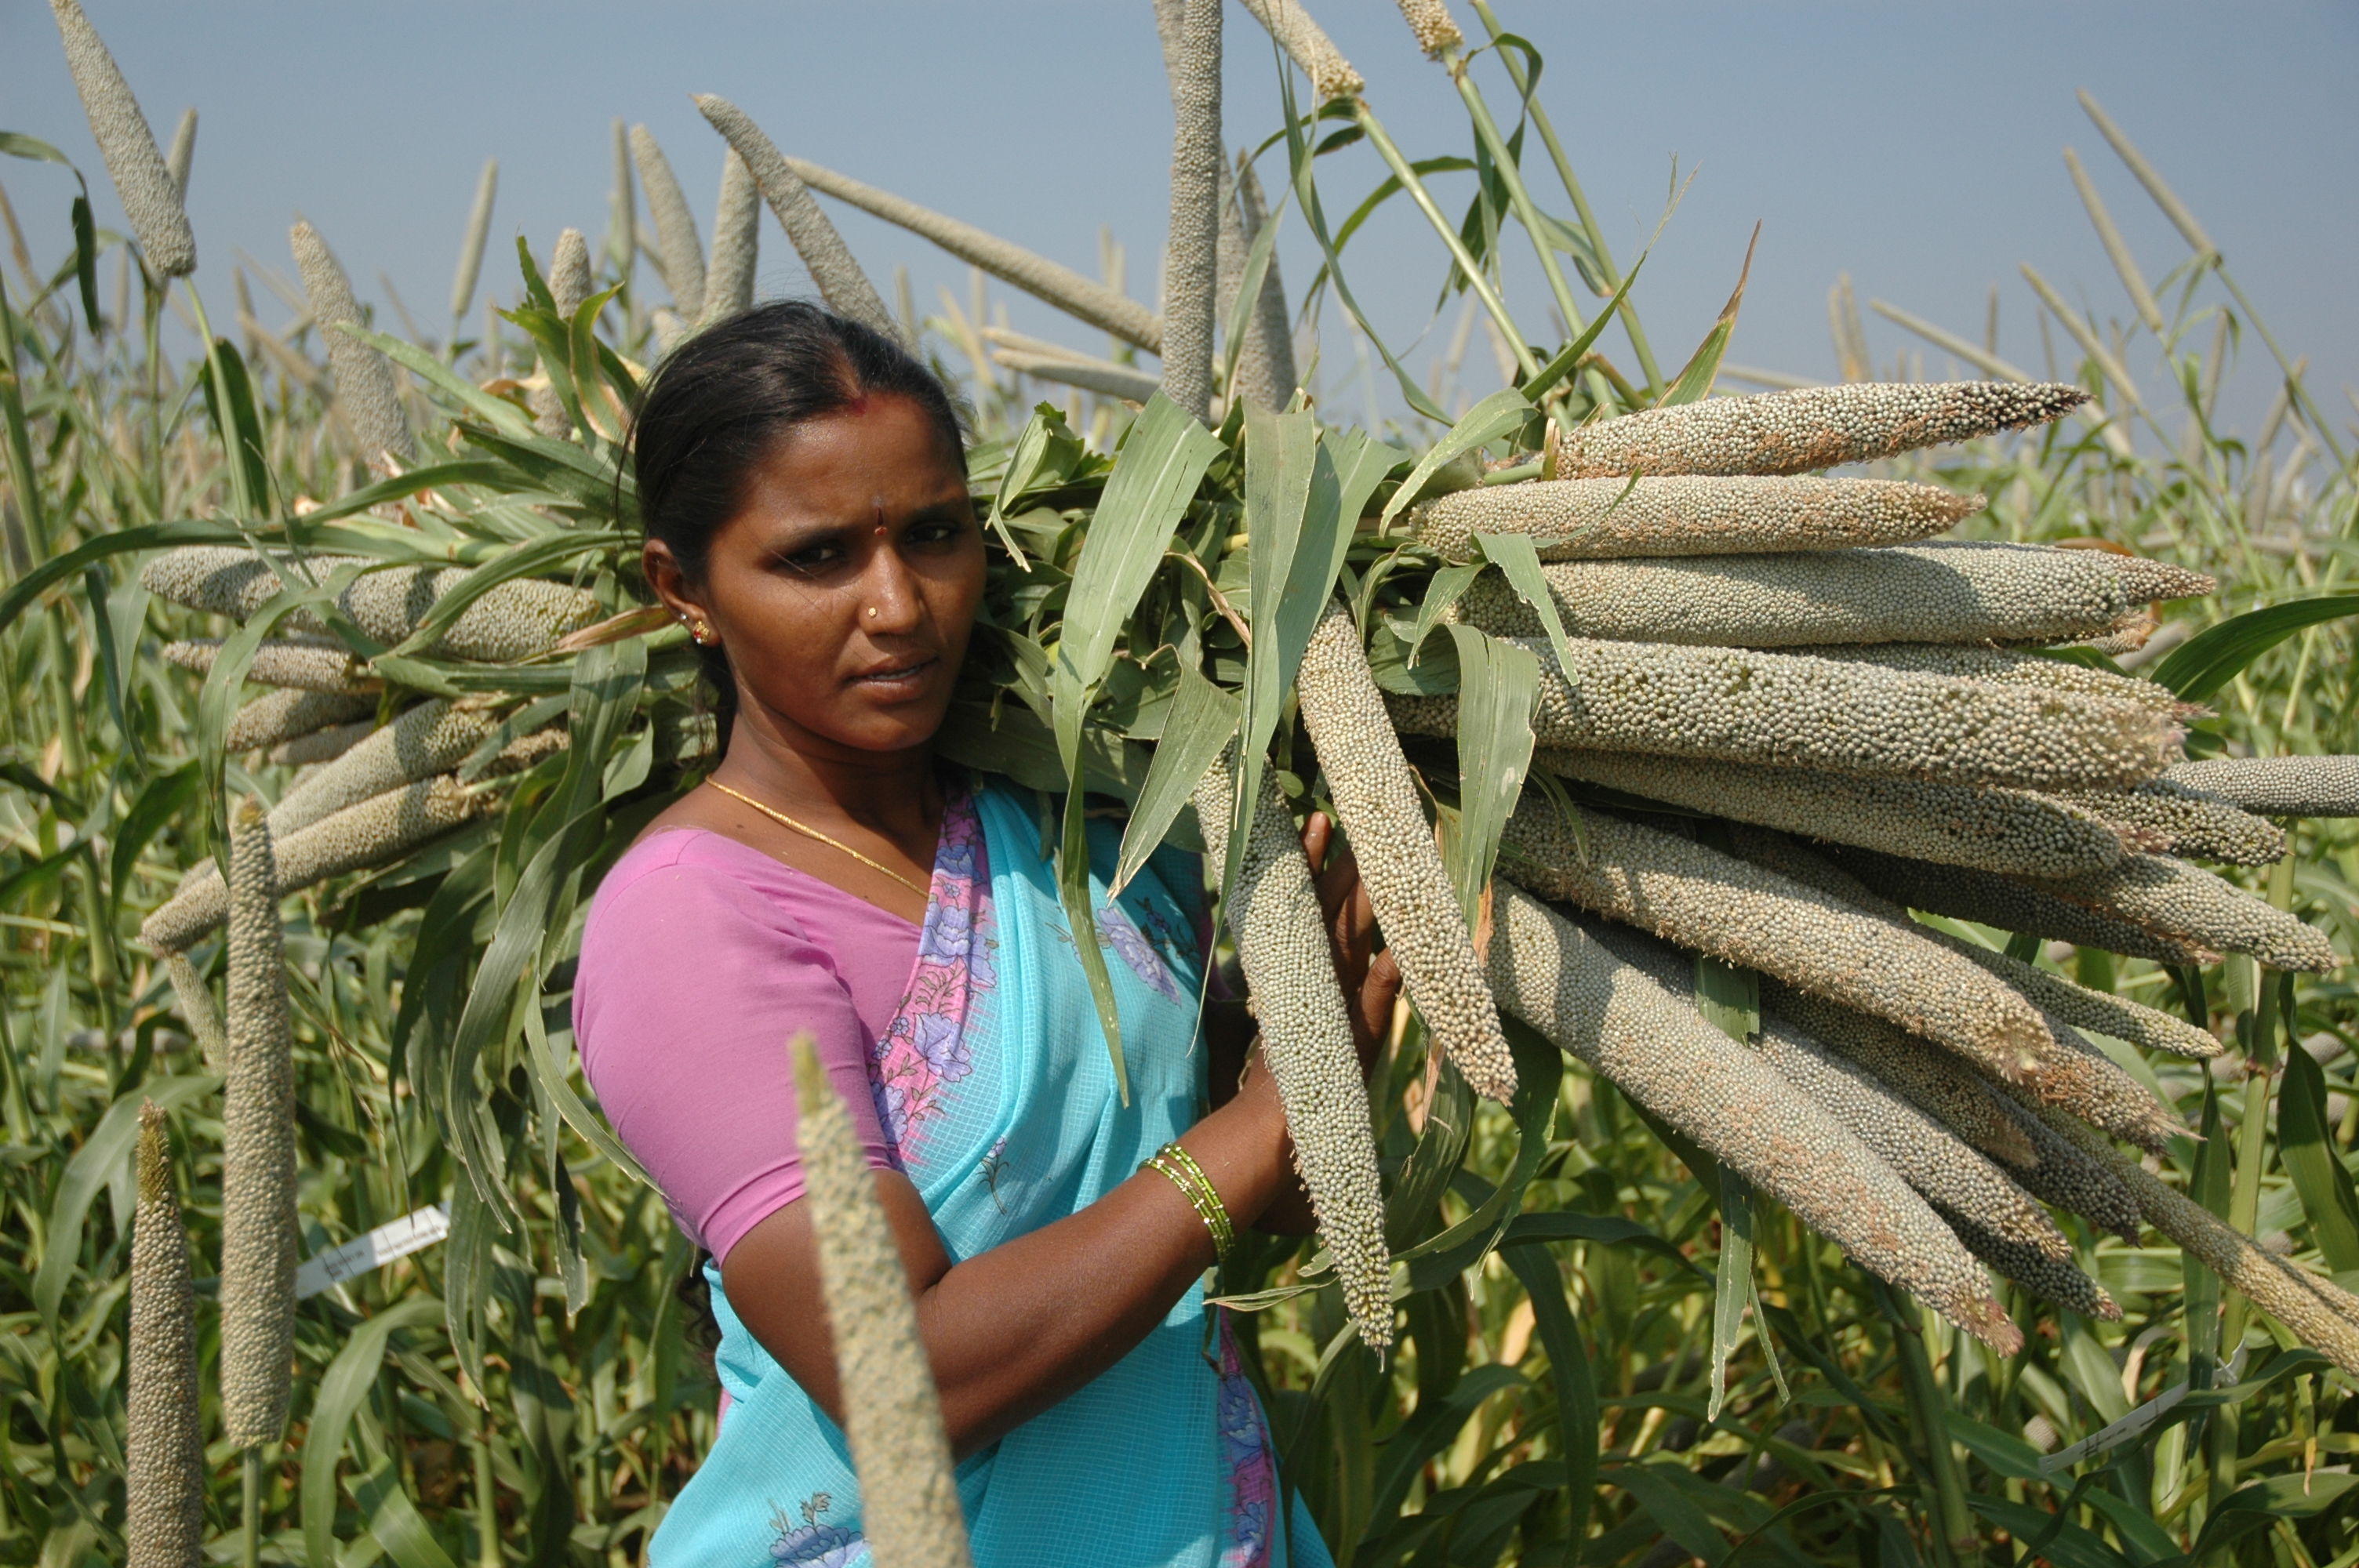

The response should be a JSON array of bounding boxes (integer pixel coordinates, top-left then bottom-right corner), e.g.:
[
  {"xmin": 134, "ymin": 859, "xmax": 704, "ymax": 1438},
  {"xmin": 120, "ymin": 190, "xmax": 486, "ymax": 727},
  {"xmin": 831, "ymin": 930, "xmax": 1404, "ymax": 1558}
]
[{"xmin": 709, "ymin": 715, "xmax": 943, "ymax": 847}]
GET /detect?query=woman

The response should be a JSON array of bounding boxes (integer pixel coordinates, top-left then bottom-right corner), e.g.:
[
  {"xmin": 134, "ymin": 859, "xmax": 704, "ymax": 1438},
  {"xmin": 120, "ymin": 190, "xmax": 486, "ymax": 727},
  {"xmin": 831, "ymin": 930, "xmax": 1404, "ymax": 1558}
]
[{"xmin": 576, "ymin": 301, "xmax": 1399, "ymax": 1567}]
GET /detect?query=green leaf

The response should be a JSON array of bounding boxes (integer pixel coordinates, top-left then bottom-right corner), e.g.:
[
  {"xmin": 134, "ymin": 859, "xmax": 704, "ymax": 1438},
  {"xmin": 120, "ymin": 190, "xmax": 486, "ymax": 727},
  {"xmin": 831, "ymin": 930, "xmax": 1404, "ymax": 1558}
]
[
  {"xmin": 32, "ymin": 1076, "xmax": 216, "ymax": 1327},
  {"xmin": 1278, "ymin": 72, "xmax": 1452, "ymax": 424},
  {"xmin": 381, "ymin": 530, "xmax": 620, "ymax": 661},
  {"xmin": 1113, "ymin": 662, "xmax": 1238, "ymax": 894},
  {"xmin": 1605, "ymin": 1461, "xmax": 1728, "ymax": 1566},
  {"xmin": 983, "ymin": 402, "xmax": 1085, "ymax": 566},
  {"xmin": 1378, "ymin": 387, "xmax": 1532, "ymax": 531},
  {"xmin": 1048, "ymin": 392, "xmax": 1219, "ymax": 1103},
  {"xmin": 69, "ymin": 194, "xmax": 100, "ymax": 334},
  {"xmin": 1442, "ymin": 624, "xmax": 1537, "ymax": 923},
  {"xmin": 1965, "ymin": 1497, "xmax": 2140, "ymax": 1568},
  {"xmin": 348, "ymin": 324, "xmax": 537, "ymax": 440},
  {"xmin": 302, "ymin": 1297, "xmax": 445, "ymax": 1568},
  {"xmin": 1408, "ymin": 563, "xmax": 1484, "ymax": 664},
  {"xmin": 1504, "ymin": 1243, "xmax": 1599, "ymax": 1558},
  {"xmin": 0, "ymin": 518, "xmax": 250, "ymax": 637},
  {"xmin": 1474, "ymin": 531, "xmax": 1580, "ymax": 684},
  {"xmin": 0, "ymin": 132, "xmax": 78, "ymax": 168},
  {"xmin": 2280, "ymin": 1040, "xmax": 2359, "ymax": 1271},
  {"xmin": 1520, "ymin": 248, "xmax": 1650, "ymax": 405},
  {"xmin": 2184, "ymin": 1078, "xmax": 2228, "ymax": 1388},
  {"xmin": 109, "ymin": 760, "xmax": 201, "ymax": 909},
  {"xmin": 1658, "ymin": 224, "xmax": 1757, "ymax": 408},
  {"xmin": 2150, "ymin": 593, "xmax": 2359, "ymax": 701},
  {"xmin": 1694, "ymin": 955, "xmax": 1761, "ymax": 1044},
  {"xmin": 1707, "ymin": 1167, "xmax": 1754, "ymax": 1421},
  {"xmin": 2184, "ymin": 1472, "xmax": 2359, "ymax": 1563},
  {"xmin": 198, "ymin": 336, "xmax": 271, "ymax": 521}
]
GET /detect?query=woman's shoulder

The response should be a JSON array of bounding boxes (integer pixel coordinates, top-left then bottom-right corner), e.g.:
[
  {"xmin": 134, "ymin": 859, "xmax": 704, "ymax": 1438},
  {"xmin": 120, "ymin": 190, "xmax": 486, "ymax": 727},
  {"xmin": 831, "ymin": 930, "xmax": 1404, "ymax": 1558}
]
[{"xmin": 587, "ymin": 827, "xmax": 820, "ymax": 937}]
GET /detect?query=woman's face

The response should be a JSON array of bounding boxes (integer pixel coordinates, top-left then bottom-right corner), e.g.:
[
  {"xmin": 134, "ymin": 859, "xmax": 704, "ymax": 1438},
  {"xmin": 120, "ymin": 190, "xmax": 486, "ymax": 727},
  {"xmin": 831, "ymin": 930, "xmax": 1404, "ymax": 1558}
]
[{"xmin": 649, "ymin": 394, "xmax": 983, "ymax": 761}]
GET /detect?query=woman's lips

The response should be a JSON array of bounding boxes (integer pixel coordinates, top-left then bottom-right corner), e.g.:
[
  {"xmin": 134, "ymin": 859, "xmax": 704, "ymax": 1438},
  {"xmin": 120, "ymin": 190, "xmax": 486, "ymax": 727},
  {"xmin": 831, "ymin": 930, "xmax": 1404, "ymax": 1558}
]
[{"xmin": 851, "ymin": 655, "xmax": 936, "ymax": 694}]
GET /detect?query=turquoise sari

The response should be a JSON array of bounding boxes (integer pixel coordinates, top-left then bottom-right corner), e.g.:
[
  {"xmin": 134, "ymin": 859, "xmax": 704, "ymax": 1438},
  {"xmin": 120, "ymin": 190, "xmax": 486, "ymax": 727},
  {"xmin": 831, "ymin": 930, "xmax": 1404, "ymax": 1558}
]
[{"xmin": 649, "ymin": 779, "xmax": 1332, "ymax": 1568}]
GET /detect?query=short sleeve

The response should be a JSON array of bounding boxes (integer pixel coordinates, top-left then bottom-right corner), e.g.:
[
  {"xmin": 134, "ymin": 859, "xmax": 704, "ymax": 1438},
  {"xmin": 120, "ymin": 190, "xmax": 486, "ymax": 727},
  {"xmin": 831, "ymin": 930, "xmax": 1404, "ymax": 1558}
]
[{"xmin": 574, "ymin": 836, "xmax": 900, "ymax": 1262}]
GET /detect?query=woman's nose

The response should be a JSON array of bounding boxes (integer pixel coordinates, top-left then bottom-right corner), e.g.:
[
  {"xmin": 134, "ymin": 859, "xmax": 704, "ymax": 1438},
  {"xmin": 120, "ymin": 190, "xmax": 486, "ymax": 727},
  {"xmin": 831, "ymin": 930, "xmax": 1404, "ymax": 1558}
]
[{"xmin": 860, "ymin": 546, "xmax": 923, "ymax": 633}]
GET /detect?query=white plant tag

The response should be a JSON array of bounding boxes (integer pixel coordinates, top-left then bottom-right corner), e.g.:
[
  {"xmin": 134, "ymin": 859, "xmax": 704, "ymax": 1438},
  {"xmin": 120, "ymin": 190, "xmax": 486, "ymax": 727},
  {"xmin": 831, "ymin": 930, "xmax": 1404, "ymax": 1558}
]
[{"xmin": 295, "ymin": 1205, "xmax": 452, "ymax": 1300}]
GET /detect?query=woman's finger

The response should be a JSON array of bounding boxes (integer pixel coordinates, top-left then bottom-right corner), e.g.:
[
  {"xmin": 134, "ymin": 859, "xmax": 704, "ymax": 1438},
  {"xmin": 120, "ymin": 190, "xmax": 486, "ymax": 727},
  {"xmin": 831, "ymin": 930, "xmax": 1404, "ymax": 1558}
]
[{"xmin": 1299, "ymin": 811, "xmax": 1332, "ymax": 875}]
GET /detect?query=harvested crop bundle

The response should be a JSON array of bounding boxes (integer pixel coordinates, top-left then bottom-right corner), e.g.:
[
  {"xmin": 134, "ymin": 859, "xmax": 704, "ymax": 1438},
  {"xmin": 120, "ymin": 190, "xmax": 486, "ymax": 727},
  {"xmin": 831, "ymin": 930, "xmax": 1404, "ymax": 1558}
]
[
  {"xmin": 1788, "ymin": 640, "xmax": 2195, "ymax": 717},
  {"xmin": 1599, "ymin": 927, "xmax": 2069, "ymax": 1260},
  {"xmin": 162, "ymin": 636, "xmax": 368, "ymax": 695},
  {"xmin": 1299, "ymin": 604, "xmax": 1515, "ymax": 1102},
  {"xmin": 220, "ymin": 800, "xmax": 297, "ymax": 1448},
  {"xmin": 269, "ymin": 699, "xmax": 498, "ymax": 836},
  {"xmin": 335, "ymin": 567, "xmax": 599, "ymax": 662},
  {"xmin": 1549, "ymin": 381, "xmax": 2088, "ymax": 477},
  {"xmin": 1994, "ymin": 1100, "xmax": 2142, "ymax": 1243},
  {"xmin": 779, "ymin": 151, "xmax": 1161, "ymax": 352},
  {"xmin": 126, "ymin": 1104, "xmax": 203, "ymax": 1568},
  {"xmin": 1760, "ymin": 985, "xmax": 2034, "ymax": 1167},
  {"xmin": 2045, "ymin": 1112, "xmax": 2359, "ymax": 1373},
  {"xmin": 1939, "ymin": 938, "xmax": 2222, "ymax": 1062},
  {"xmin": 49, "ymin": 0, "xmax": 194, "ymax": 277},
  {"xmin": 791, "ymin": 1037, "xmax": 973, "ymax": 1568},
  {"xmin": 270, "ymin": 718, "xmax": 373, "ymax": 768},
  {"xmin": 2166, "ymin": 755, "xmax": 2359, "ymax": 818},
  {"xmin": 2018, "ymin": 852, "xmax": 2335, "ymax": 971},
  {"xmin": 630, "ymin": 124, "xmax": 706, "ymax": 321},
  {"xmin": 703, "ymin": 149, "xmax": 759, "ymax": 326},
  {"xmin": 1220, "ymin": 158, "xmax": 1296, "ymax": 412},
  {"xmin": 165, "ymin": 952, "xmax": 225, "ymax": 1072},
  {"xmin": 1496, "ymin": 799, "xmax": 2057, "ymax": 1083},
  {"xmin": 1412, "ymin": 475, "xmax": 1977, "ymax": 562},
  {"xmin": 1391, "ymin": 637, "xmax": 2177, "ymax": 792},
  {"xmin": 1939, "ymin": 1205, "xmax": 2119, "ymax": 1322},
  {"xmin": 1453, "ymin": 541, "xmax": 2203, "ymax": 650},
  {"xmin": 1158, "ymin": 0, "xmax": 1221, "ymax": 423},
  {"xmin": 141, "ymin": 776, "xmax": 485, "ymax": 953},
  {"xmin": 1194, "ymin": 749, "xmax": 1390, "ymax": 1350},
  {"xmin": 224, "ymin": 688, "xmax": 376, "ymax": 753},
  {"xmin": 692, "ymin": 96, "xmax": 899, "ymax": 343},
  {"xmin": 1725, "ymin": 828, "xmax": 2220, "ymax": 1062},
  {"xmin": 1540, "ymin": 748, "xmax": 2129, "ymax": 879},
  {"xmin": 1753, "ymin": 1017, "xmax": 2068, "ymax": 1260},
  {"xmin": 141, "ymin": 546, "xmax": 600, "ymax": 663},
  {"xmin": 1825, "ymin": 844, "xmax": 2216, "ymax": 967},
  {"xmin": 2004, "ymin": 1019, "xmax": 2183, "ymax": 1152},
  {"xmin": 290, "ymin": 219, "xmax": 414, "ymax": 468},
  {"xmin": 1487, "ymin": 885, "xmax": 2017, "ymax": 1348},
  {"xmin": 2056, "ymin": 779, "xmax": 2287, "ymax": 865}
]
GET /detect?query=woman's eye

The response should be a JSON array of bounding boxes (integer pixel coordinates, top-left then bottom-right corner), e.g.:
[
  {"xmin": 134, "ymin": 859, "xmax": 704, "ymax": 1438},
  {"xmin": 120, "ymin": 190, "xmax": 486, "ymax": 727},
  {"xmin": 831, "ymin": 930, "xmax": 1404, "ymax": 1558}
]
[{"xmin": 781, "ymin": 542, "xmax": 845, "ymax": 571}]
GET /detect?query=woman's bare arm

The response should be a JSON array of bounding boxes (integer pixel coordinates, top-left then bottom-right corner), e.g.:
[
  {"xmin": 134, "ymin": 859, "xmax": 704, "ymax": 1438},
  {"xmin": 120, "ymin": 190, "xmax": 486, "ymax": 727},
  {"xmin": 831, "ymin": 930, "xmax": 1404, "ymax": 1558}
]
[{"xmin": 720, "ymin": 812, "xmax": 1398, "ymax": 1455}]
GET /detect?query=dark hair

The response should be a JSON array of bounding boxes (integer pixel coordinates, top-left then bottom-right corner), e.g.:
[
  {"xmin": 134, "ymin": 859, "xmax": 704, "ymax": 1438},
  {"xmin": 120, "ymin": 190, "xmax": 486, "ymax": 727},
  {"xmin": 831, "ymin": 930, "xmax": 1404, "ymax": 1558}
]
[{"xmin": 629, "ymin": 300, "xmax": 966, "ymax": 758}]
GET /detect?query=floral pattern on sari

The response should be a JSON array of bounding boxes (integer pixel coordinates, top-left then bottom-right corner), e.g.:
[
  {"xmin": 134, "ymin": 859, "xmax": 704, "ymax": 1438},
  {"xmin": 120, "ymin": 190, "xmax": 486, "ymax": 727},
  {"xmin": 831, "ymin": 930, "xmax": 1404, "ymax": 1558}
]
[
  {"xmin": 768, "ymin": 1496, "xmax": 862, "ymax": 1566},
  {"xmin": 1214, "ymin": 1312, "xmax": 1277, "ymax": 1568},
  {"xmin": 871, "ymin": 789, "xmax": 996, "ymax": 1161}
]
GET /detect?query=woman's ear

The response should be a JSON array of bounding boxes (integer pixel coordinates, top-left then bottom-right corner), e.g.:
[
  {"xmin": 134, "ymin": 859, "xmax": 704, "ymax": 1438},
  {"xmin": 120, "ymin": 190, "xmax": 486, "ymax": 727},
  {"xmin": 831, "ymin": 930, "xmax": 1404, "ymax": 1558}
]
[{"xmin": 643, "ymin": 539, "xmax": 708, "ymax": 630}]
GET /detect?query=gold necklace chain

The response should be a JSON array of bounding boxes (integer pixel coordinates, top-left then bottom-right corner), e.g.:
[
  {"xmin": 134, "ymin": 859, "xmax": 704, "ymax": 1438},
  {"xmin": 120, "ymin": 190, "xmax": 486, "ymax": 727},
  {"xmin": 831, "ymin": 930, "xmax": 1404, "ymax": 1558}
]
[{"xmin": 704, "ymin": 779, "xmax": 930, "ymax": 898}]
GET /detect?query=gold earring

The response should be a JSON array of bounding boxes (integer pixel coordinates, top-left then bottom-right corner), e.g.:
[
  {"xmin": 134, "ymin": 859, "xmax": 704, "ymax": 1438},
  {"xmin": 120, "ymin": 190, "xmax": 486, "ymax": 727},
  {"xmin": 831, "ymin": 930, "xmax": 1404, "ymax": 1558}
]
[{"xmin": 691, "ymin": 617, "xmax": 713, "ymax": 644}]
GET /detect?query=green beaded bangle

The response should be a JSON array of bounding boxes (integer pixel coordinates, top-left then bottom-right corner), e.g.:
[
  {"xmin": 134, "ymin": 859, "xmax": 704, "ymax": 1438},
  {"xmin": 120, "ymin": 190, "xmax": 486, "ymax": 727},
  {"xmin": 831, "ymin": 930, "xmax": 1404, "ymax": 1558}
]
[{"xmin": 1143, "ymin": 1142, "xmax": 1234, "ymax": 1261}]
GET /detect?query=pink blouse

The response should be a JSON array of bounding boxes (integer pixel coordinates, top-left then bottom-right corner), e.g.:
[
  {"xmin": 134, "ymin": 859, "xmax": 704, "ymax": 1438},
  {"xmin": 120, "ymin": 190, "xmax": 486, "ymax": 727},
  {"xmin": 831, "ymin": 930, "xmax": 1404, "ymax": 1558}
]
[{"xmin": 573, "ymin": 828, "xmax": 914, "ymax": 1263}]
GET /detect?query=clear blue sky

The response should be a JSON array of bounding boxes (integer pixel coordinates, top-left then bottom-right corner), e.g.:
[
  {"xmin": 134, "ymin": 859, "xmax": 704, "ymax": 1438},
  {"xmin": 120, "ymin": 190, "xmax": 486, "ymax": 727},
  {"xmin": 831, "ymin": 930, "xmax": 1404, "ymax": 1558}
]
[{"xmin": 4, "ymin": 1, "xmax": 2353, "ymax": 437}]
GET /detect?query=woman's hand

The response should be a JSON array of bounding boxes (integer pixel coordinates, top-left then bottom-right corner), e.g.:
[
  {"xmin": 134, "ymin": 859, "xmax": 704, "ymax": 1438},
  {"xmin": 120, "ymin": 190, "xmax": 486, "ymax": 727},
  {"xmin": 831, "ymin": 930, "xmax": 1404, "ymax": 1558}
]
[{"xmin": 1300, "ymin": 810, "xmax": 1402, "ymax": 1072}]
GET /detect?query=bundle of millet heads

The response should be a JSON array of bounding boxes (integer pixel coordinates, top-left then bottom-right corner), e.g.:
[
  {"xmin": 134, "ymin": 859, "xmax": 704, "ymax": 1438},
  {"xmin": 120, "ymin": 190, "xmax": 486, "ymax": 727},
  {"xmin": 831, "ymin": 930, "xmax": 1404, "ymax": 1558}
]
[
  {"xmin": 1347, "ymin": 377, "xmax": 2359, "ymax": 1356},
  {"xmin": 136, "ymin": 543, "xmax": 591, "ymax": 954}
]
